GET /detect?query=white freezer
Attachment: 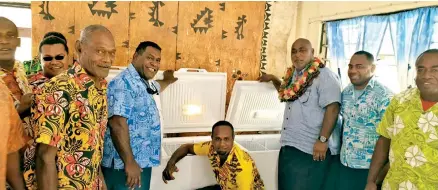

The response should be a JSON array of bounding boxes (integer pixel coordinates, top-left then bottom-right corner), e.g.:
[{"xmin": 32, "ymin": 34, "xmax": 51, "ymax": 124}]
[
  {"xmin": 226, "ymin": 81, "xmax": 285, "ymax": 190},
  {"xmin": 105, "ymin": 68, "xmax": 284, "ymax": 190}
]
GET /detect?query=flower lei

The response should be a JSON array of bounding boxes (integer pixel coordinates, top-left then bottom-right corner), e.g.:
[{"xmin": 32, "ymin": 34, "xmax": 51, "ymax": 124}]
[
  {"xmin": 0, "ymin": 60, "xmax": 32, "ymax": 106},
  {"xmin": 278, "ymin": 57, "xmax": 325, "ymax": 102}
]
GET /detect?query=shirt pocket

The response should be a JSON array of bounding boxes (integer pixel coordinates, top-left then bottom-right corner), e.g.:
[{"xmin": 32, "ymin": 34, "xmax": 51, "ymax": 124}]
[{"xmin": 299, "ymin": 89, "xmax": 324, "ymax": 128}]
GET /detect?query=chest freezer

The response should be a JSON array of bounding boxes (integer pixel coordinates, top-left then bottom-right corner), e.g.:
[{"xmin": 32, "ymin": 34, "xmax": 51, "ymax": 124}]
[
  {"xmin": 226, "ymin": 81, "xmax": 285, "ymax": 190},
  {"xmin": 107, "ymin": 67, "xmax": 223, "ymax": 190}
]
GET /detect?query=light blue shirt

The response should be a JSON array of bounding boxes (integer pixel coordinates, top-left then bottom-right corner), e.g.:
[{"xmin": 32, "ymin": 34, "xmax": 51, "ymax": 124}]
[
  {"xmin": 281, "ymin": 67, "xmax": 342, "ymax": 155},
  {"xmin": 102, "ymin": 64, "xmax": 162, "ymax": 169},
  {"xmin": 340, "ymin": 77, "xmax": 392, "ymax": 169}
]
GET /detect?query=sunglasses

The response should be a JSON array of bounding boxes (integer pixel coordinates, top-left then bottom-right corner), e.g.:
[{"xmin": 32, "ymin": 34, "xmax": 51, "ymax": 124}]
[{"xmin": 43, "ymin": 55, "xmax": 65, "ymax": 62}]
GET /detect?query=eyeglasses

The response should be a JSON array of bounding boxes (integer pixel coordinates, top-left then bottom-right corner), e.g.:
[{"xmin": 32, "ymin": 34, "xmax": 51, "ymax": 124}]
[{"xmin": 43, "ymin": 55, "xmax": 65, "ymax": 62}]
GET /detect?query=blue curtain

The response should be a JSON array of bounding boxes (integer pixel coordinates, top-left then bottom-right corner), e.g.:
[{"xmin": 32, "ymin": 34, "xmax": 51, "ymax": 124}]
[
  {"xmin": 388, "ymin": 7, "xmax": 438, "ymax": 89},
  {"xmin": 327, "ymin": 6, "xmax": 438, "ymax": 91},
  {"xmin": 327, "ymin": 16, "xmax": 388, "ymax": 87}
]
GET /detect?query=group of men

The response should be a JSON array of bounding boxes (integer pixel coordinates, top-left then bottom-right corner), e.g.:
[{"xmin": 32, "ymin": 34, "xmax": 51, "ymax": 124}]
[
  {"xmin": 258, "ymin": 38, "xmax": 438, "ymax": 190},
  {"xmin": 1, "ymin": 12, "xmax": 438, "ymax": 190}
]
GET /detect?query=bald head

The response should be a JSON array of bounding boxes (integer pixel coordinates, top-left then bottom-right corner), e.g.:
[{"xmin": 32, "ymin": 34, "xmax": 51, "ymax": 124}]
[
  {"xmin": 291, "ymin": 38, "xmax": 314, "ymax": 71},
  {"xmin": 0, "ymin": 17, "xmax": 20, "ymax": 64},
  {"xmin": 79, "ymin": 24, "xmax": 113, "ymax": 44}
]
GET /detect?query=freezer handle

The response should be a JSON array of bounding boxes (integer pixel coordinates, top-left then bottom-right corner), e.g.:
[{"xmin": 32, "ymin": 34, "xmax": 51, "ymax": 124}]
[{"xmin": 177, "ymin": 68, "xmax": 208, "ymax": 73}]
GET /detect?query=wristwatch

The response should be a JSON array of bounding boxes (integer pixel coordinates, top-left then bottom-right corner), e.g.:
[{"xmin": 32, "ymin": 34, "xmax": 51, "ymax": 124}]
[{"xmin": 318, "ymin": 136, "xmax": 327, "ymax": 143}]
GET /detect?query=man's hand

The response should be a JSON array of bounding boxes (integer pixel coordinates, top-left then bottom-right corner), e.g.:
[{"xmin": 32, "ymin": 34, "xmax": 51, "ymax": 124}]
[
  {"xmin": 124, "ymin": 160, "xmax": 143, "ymax": 189},
  {"xmin": 163, "ymin": 70, "xmax": 178, "ymax": 84},
  {"xmin": 364, "ymin": 182, "xmax": 377, "ymax": 190},
  {"xmin": 313, "ymin": 141, "xmax": 328, "ymax": 161},
  {"xmin": 257, "ymin": 74, "xmax": 273, "ymax": 82},
  {"xmin": 162, "ymin": 162, "xmax": 179, "ymax": 184},
  {"xmin": 17, "ymin": 93, "xmax": 32, "ymax": 114}
]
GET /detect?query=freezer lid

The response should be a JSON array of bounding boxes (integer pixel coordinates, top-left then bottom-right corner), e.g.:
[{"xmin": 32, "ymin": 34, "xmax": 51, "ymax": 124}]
[
  {"xmin": 155, "ymin": 68, "xmax": 227, "ymax": 133},
  {"xmin": 226, "ymin": 81, "xmax": 285, "ymax": 132},
  {"xmin": 105, "ymin": 67, "xmax": 227, "ymax": 133}
]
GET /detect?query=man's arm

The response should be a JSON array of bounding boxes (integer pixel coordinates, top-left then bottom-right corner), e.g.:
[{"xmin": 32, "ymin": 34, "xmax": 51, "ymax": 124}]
[
  {"xmin": 313, "ymin": 102, "xmax": 340, "ymax": 161},
  {"xmin": 6, "ymin": 152, "xmax": 26, "ymax": 190},
  {"xmin": 36, "ymin": 144, "xmax": 58, "ymax": 190},
  {"xmin": 258, "ymin": 74, "xmax": 282, "ymax": 91},
  {"xmin": 314, "ymin": 71, "xmax": 342, "ymax": 161},
  {"xmin": 366, "ymin": 136, "xmax": 391, "ymax": 185},
  {"xmin": 162, "ymin": 144, "xmax": 196, "ymax": 183},
  {"xmin": 157, "ymin": 70, "xmax": 178, "ymax": 93},
  {"xmin": 108, "ymin": 116, "xmax": 143, "ymax": 188}
]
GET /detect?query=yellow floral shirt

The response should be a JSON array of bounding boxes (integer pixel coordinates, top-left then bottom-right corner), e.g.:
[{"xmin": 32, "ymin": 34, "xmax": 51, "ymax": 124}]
[
  {"xmin": 194, "ymin": 141, "xmax": 265, "ymax": 190},
  {"xmin": 377, "ymin": 88, "xmax": 438, "ymax": 190},
  {"xmin": 30, "ymin": 62, "xmax": 107, "ymax": 190}
]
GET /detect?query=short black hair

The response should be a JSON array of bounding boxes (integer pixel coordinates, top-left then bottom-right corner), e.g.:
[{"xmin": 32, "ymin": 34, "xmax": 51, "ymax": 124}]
[
  {"xmin": 353, "ymin": 50, "xmax": 374, "ymax": 63},
  {"xmin": 416, "ymin": 49, "xmax": 438, "ymax": 66},
  {"xmin": 134, "ymin": 41, "xmax": 161, "ymax": 56},
  {"xmin": 211, "ymin": 120, "xmax": 234, "ymax": 137},
  {"xmin": 39, "ymin": 31, "xmax": 69, "ymax": 53},
  {"xmin": 43, "ymin": 31, "xmax": 67, "ymax": 42}
]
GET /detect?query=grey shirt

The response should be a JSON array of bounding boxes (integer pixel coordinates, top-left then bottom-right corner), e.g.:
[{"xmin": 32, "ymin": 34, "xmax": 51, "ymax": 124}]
[{"xmin": 280, "ymin": 67, "xmax": 342, "ymax": 155}]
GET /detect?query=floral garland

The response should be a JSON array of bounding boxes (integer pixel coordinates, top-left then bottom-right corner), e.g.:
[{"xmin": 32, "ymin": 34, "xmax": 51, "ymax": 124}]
[
  {"xmin": 0, "ymin": 60, "xmax": 32, "ymax": 106},
  {"xmin": 278, "ymin": 57, "xmax": 325, "ymax": 102}
]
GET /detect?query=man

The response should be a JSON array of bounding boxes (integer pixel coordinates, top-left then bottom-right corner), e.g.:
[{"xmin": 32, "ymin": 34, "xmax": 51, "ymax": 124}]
[
  {"xmin": 0, "ymin": 82, "xmax": 26, "ymax": 190},
  {"xmin": 339, "ymin": 51, "xmax": 392, "ymax": 189},
  {"xmin": 34, "ymin": 25, "xmax": 115, "ymax": 190},
  {"xmin": 0, "ymin": 17, "xmax": 32, "ymax": 139},
  {"xmin": 366, "ymin": 49, "xmax": 438, "ymax": 190},
  {"xmin": 162, "ymin": 120, "xmax": 265, "ymax": 190},
  {"xmin": 102, "ymin": 41, "xmax": 178, "ymax": 190},
  {"xmin": 259, "ymin": 38, "xmax": 341, "ymax": 190}
]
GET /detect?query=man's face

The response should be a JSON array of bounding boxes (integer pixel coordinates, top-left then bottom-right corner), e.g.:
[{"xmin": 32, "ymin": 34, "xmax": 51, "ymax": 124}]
[
  {"xmin": 291, "ymin": 40, "xmax": 314, "ymax": 71},
  {"xmin": 77, "ymin": 31, "xmax": 115, "ymax": 79},
  {"xmin": 348, "ymin": 54, "xmax": 375, "ymax": 88},
  {"xmin": 0, "ymin": 19, "xmax": 19, "ymax": 62},
  {"xmin": 416, "ymin": 53, "xmax": 438, "ymax": 95},
  {"xmin": 133, "ymin": 46, "xmax": 161, "ymax": 80},
  {"xmin": 211, "ymin": 126, "xmax": 234, "ymax": 156},
  {"xmin": 40, "ymin": 44, "xmax": 69, "ymax": 78}
]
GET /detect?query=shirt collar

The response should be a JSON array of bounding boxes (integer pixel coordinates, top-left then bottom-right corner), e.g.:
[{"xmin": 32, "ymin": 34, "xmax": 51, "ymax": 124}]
[
  {"xmin": 70, "ymin": 62, "xmax": 107, "ymax": 90},
  {"xmin": 127, "ymin": 63, "xmax": 155, "ymax": 85}
]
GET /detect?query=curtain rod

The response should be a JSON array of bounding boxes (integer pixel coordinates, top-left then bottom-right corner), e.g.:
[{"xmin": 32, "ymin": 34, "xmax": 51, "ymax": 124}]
[{"xmin": 308, "ymin": 1, "xmax": 435, "ymax": 24}]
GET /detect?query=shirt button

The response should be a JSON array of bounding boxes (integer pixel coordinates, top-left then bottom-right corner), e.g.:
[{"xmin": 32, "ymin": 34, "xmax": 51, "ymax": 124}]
[
  {"xmin": 288, "ymin": 107, "xmax": 290, "ymax": 110},
  {"xmin": 286, "ymin": 118, "xmax": 288, "ymax": 120},
  {"xmin": 283, "ymin": 128, "xmax": 286, "ymax": 130}
]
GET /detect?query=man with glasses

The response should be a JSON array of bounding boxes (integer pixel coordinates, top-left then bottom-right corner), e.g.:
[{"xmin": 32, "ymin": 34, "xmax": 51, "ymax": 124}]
[{"xmin": 102, "ymin": 41, "xmax": 177, "ymax": 190}]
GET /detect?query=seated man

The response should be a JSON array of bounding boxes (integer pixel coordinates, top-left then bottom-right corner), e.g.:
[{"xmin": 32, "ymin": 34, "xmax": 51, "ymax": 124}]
[{"xmin": 162, "ymin": 121, "xmax": 265, "ymax": 190}]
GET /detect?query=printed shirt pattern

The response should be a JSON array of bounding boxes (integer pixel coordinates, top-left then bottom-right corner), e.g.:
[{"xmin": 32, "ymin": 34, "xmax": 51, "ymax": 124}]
[
  {"xmin": 377, "ymin": 88, "xmax": 438, "ymax": 190},
  {"xmin": 23, "ymin": 72, "xmax": 49, "ymax": 189},
  {"xmin": 340, "ymin": 78, "xmax": 392, "ymax": 169},
  {"xmin": 29, "ymin": 62, "xmax": 108, "ymax": 190},
  {"xmin": 102, "ymin": 64, "xmax": 161, "ymax": 169},
  {"xmin": 194, "ymin": 141, "xmax": 265, "ymax": 190}
]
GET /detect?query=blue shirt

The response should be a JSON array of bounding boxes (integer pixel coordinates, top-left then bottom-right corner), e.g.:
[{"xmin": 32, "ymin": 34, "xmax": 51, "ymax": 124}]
[
  {"xmin": 281, "ymin": 67, "xmax": 343, "ymax": 155},
  {"xmin": 102, "ymin": 64, "xmax": 162, "ymax": 169},
  {"xmin": 340, "ymin": 77, "xmax": 392, "ymax": 169}
]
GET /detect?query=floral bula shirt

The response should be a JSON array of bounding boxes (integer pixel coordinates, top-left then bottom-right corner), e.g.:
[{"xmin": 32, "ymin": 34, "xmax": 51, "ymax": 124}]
[{"xmin": 30, "ymin": 62, "xmax": 107, "ymax": 189}]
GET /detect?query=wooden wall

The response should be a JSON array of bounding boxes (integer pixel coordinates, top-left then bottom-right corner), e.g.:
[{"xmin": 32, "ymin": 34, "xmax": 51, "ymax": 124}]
[{"xmin": 31, "ymin": 1, "xmax": 266, "ymax": 98}]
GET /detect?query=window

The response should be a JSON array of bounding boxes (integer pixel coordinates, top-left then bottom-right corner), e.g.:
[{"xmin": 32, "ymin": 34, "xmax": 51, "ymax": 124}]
[
  {"xmin": 324, "ymin": 23, "xmax": 401, "ymax": 93},
  {"xmin": 0, "ymin": 5, "xmax": 32, "ymax": 62}
]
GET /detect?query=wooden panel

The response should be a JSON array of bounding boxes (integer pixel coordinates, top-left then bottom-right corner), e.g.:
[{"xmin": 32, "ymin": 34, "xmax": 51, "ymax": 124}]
[
  {"xmin": 31, "ymin": 1, "xmax": 78, "ymax": 65},
  {"xmin": 74, "ymin": 1, "xmax": 130, "ymax": 66},
  {"xmin": 220, "ymin": 2, "xmax": 265, "ymax": 103},
  {"xmin": 129, "ymin": 1, "xmax": 178, "ymax": 70},
  {"xmin": 175, "ymin": 2, "xmax": 224, "ymax": 71}
]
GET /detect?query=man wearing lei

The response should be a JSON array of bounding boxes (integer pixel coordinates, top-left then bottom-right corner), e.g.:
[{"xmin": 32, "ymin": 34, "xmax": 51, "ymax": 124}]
[
  {"xmin": 259, "ymin": 38, "xmax": 342, "ymax": 190},
  {"xmin": 0, "ymin": 17, "xmax": 32, "ymax": 139}
]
